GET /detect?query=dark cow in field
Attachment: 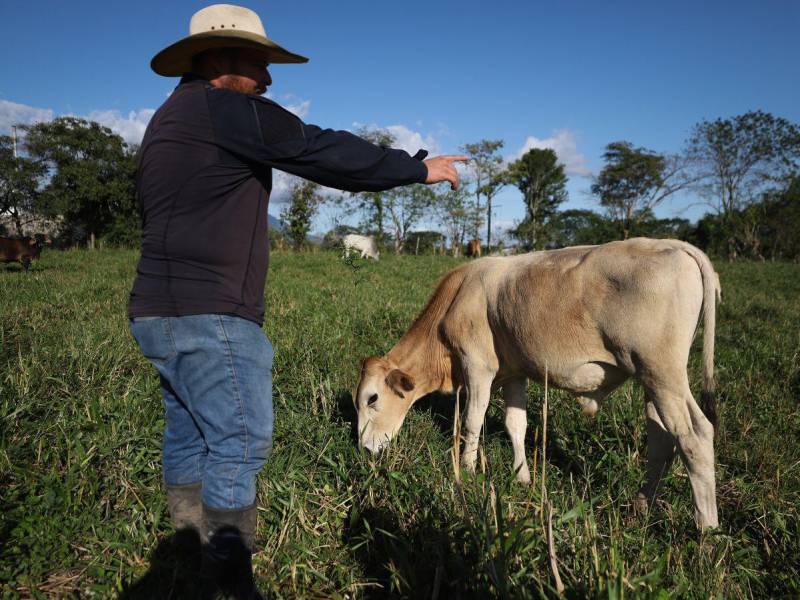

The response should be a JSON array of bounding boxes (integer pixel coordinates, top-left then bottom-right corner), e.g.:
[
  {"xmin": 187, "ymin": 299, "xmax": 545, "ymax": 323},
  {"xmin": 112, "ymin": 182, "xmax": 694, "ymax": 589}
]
[
  {"xmin": 466, "ymin": 239, "xmax": 482, "ymax": 258},
  {"xmin": 0, "ymin": 235, "xmax": 49, "ymax": 271}
]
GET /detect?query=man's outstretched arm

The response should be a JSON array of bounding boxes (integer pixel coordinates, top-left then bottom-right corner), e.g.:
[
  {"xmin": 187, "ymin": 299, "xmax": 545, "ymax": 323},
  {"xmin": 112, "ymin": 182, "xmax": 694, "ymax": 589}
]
[{"xmin": 208, "ymin": 90, "xmax": 468, "ymax": 192}]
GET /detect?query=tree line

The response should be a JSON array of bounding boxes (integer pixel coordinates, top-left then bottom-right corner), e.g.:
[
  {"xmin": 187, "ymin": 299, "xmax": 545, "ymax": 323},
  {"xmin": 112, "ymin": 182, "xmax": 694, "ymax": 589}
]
[{"xmin": 2, "ymin": 111, "xmax": 798, "ymax": 259}]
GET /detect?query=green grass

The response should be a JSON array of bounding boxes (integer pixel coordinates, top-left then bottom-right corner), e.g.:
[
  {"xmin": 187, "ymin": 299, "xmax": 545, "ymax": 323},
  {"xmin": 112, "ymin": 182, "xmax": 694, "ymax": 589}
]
[{"xmin": 1, "ymin": 249, "xmax": 799, "ymax": 598}]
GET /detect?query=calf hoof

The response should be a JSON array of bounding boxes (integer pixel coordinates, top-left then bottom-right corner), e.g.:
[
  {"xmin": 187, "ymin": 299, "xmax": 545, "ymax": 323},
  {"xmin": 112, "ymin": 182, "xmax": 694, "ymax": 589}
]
[
  {"xmin": 633, "ymin": 492, "xmax": 650, "ymax": 515},
  {"xmin": 579, "ymin": 398, "xmax": 599, "ymax": 417},
  {"xmin": 460, "ymin": 455, "xmax": 478, "ymax": 474},
  {"xmin": 515, "ymin": 466, "xmax": 531, "ymax": 485},
  {"xmin": 695, "ymin": 510, "xmax": 719, "ymax": 531}
]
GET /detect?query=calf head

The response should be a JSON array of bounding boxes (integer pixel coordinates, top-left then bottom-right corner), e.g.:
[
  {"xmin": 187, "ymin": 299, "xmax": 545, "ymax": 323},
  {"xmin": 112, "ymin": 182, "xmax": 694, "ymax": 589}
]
[{"xmin": 355, "ymin": 356, "xmax": 416, "ymax": 453}]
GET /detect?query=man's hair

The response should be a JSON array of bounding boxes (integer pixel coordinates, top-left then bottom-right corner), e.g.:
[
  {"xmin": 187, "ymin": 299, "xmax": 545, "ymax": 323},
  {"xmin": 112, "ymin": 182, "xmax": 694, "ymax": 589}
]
[{"xmin": 191, "ymin": 47, "xmax": 242, "ymax": 73}]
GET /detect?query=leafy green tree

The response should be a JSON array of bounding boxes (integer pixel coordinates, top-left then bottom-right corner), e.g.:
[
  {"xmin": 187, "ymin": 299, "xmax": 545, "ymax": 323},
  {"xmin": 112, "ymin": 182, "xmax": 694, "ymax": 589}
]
[
  {"xmin": 506, "ymin": 148, "xmax": 567, "ymax": 249},
  {"xmin": 22, "ymin": 117, "xmax": 136, "ymax": 248},
  {"xmin": 0, "ymin": 135, "xmax": 46, "ymax": 236},
  {"xmin": 435, "ymin": 184, "xmax": 473, "ymax": 256},
  {"xmin": 462, "ymin": 139, "xmax": 506, "ymax": 248},
  {"xmin": 281, "ymin": 178, "xmax": 323, "ymax": 249},
  {"xmin": 592, "ymin": 141, "xmax": 693, "ymax": 239},
  {"xmin": 692, "ymin": 175, "xmax": 800, "ymax": 261},
  {"xmin": 760, "ymin": 175, "xmax": 800, "ymax": 260},
  {"xmin": 546, "ymin": 209, "xmax": 618, "ymax": 248},
  {"xmin": 687, "ymin": 110, "xmax": 800, "ymax": 258},
  {"xmin": 385, "ymin": 184, "xmax": 435, "ymax": 254}
]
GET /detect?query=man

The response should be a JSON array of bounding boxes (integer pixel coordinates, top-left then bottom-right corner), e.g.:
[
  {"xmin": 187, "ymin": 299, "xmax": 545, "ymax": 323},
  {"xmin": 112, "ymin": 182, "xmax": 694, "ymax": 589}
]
[{"xmin": 128, "ymin": 4, "xmax": 466, "ymax": 598}]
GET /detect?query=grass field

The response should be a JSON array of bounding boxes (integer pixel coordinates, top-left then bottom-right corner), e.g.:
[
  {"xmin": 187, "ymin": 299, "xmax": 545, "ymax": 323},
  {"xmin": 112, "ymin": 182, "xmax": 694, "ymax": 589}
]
[{"xmin": 1, "ymin": 249, "xmax": 799, "ymax": 599}]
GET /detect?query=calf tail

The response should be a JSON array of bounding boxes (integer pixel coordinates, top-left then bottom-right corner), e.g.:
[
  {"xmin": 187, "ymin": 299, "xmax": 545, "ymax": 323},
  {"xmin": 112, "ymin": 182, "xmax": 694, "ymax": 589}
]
[{"xmin": 679, "ymin": 242, "xmax": 721, "ymax": 427}]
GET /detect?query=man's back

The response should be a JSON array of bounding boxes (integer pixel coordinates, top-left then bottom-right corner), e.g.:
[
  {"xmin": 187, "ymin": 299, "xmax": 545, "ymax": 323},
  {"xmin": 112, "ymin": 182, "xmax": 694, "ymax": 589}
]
[{"xmin": 131, "ymin": 75, "xmax": 273, "ymax": 324}]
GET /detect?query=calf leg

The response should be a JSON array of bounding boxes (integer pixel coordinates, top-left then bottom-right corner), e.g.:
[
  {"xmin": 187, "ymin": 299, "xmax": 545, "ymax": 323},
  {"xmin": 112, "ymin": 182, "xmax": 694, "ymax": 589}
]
[
  {"xmin": 644, "ymin": 378, "xmax": 718, "ymax": 529},
  {"xmin": 503, "ymin": 378, "xmax": 530, "ymax": 484},
  {"xmin": 460, "ymin": 364, "xmax": 496, "ymax": 473},
  {"xmin": 636, "ymin": 399, "xmax": 677, "ymax": 512}
]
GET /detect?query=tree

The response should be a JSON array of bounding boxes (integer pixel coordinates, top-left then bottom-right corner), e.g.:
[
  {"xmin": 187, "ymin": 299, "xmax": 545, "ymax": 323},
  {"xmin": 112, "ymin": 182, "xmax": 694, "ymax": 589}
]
[
  {"xmin": 691, "ymin": 175, "xmax": 800, "ymax": 261},
  {"xmin": 22, "ymin": 117, "xmax": 136, "ymax": 248},
  {"xmin": 435, "ymin": 184, "xmax": 473, "ymax": 256},
  {"xmin": 592, "ymin": 141, "xmax": 693, "ymax": 240},
  {"xmin": 760, "ymin": 175, "xmax": 800, "ymax": 260},
  {"xmin": 405, "ymin": 230, "xmax": 445, "ymax": 255},
  {"xmin": 351, "ymin": 126, "xmax": 395, "ymax": 247},
  {"xmin": 506, "ymin": 148, "xmax": 567, "ymax": 249},
  {"xmin": 686, "ymin": 110, "xmax": 800, "ymax": 258},
  {"xmin": 0, "ymin": 135, "xmax": 46, "ymax": 236},
  {"xmin": 385, "ymin": 184, "xmax": 435, "ymax": 254},
  {"xmin": 462, "ymin": 139, "xmax": 506, "ymax": 248},
  {"xmin": 281, "ymin": 178, "xmax": 323, "ymax": 249},
  {"xmin": 546, "ymin": 209, "xmax": 618, "ymax": 248}
]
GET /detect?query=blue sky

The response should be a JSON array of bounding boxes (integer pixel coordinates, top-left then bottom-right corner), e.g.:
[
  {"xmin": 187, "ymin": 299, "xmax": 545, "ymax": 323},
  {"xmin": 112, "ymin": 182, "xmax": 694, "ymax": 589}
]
[{"xmin": 2, "ymin": 0, "xmax": 798, "ymax": 236}]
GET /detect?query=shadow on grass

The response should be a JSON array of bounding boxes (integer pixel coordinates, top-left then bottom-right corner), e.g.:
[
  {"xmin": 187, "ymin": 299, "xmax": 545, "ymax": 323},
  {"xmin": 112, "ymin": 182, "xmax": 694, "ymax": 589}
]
[
  {"xmin": 117, "ymin": 529, "xmax": 202, "ymax": 600},
  {"xmin": 343, "ymin": 504, "xmax": 475, "ymax": 599}
]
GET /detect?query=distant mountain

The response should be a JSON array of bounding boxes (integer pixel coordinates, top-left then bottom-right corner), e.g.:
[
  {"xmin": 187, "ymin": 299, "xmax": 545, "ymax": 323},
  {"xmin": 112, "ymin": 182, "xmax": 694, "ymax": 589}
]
[
  {"xmin": 267, "ymin": 213, "xmax": 323, "ymax": 244},
  {"xmin": 268, "ymin": 214, "xmax": 285, "ymax": 231}
]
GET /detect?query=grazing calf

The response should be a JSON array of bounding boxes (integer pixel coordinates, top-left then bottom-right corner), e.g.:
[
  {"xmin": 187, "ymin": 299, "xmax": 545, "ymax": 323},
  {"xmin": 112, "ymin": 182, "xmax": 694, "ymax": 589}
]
[
  {"xmin": 354, "ymin": 238, "xmax": 721, "ymax": 529},
  {"xmin": 0, "ymin": 236, "xmax": 47, "ymax": 271},
  {"xmin": 343, "ymin": 234, "xmax": 380, "ymax": 260},
  {"xmin": 466, "ymin": 239, "xmax": 482, "ymax": 258}
]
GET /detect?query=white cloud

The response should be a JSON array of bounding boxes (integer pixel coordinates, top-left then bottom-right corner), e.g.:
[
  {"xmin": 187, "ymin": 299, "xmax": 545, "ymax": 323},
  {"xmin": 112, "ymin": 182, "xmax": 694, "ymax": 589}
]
[
  {"xmin": 265, "ymin": 92, "xmax": 310, "ymax": 119},
  {"xmin": 269, "ymin": 171, "xmax": 346, "ymax": 207},
  {"xmin": 87, "ymin": 109, "xmax": 156, "ymax": 145},
  {"xmin": 0, "ymin": 99, "xmax": 54, "ymax": 134},
  {"xmin": 512, "ymin": 129, "xmax": 591, "ymax": 177},
  {"xmin": 270, "ymin": 171, "xmax": 296, "ymax": 204},
  {"xmin": 385, "ymin": 124, "xmax": 440, "ymax": 156}
]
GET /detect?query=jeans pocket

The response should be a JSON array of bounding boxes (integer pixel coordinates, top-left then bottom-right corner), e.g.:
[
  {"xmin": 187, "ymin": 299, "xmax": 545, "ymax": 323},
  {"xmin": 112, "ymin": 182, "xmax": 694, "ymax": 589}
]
[{"xmin": 130, "ymin": 317, "xmax": 177, "ymax": 363}]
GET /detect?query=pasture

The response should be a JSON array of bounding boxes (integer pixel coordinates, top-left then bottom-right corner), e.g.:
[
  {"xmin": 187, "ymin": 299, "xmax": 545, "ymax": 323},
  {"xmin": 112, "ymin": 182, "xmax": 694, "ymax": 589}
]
[{"xmin": 1, "ymin": 249, "xmax": 799, "ymax": 598}]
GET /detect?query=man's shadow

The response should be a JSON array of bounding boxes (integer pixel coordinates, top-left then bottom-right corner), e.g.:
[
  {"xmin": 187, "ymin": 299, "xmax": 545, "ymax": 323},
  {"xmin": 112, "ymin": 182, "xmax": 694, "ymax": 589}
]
[{"xmin": 117, "ymin": 528, "xmax": 202, "ymax": 599}]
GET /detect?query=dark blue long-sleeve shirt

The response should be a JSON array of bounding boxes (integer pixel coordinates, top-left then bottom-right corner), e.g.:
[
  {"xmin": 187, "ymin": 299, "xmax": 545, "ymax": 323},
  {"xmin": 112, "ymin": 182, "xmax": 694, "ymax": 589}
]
[{"xmin": 128, "ymin": 75, "xmax": 427, "ymax": 325}]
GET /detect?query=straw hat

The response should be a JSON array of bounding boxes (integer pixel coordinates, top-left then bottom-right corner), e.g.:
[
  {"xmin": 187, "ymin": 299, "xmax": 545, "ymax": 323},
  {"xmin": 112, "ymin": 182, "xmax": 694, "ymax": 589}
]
[{"xmin": 151, "ymin": 4, "xmax": 308, "ymax": 76}]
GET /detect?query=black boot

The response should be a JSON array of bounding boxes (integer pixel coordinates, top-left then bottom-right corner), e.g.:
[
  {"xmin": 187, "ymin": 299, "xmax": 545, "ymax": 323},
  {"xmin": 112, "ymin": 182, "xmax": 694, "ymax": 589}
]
[{"xmin": 201, "ymin": 503, "xmax": 264, "ymax": 600}]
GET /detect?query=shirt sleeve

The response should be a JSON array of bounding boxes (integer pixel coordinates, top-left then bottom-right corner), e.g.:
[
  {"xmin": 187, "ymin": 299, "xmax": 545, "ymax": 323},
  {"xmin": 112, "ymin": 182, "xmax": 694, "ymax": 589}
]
[{"xmin": 207, "ymin": 89, "xmax": 428, "ymax": 192}]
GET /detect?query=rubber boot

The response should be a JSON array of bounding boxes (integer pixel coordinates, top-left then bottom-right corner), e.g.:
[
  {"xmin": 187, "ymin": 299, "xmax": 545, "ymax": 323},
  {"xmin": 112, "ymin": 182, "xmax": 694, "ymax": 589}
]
[
  {"xmin": 166, "ymin": 482, "xmax": 204, "ymax": 533},
  {"xmin": 165, "ymin": 483, "xmax": 204, "ymax": 596},
  {"xmin": 201, "ymin": 503, "xmax": 264, "ymax": 600}
]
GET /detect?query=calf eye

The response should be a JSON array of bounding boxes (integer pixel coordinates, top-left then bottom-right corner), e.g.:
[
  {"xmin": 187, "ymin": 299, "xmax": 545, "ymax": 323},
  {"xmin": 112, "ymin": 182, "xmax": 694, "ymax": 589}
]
[{"xmin": 367, "ymin": 394, "xmax": 379, "ymax": 407}]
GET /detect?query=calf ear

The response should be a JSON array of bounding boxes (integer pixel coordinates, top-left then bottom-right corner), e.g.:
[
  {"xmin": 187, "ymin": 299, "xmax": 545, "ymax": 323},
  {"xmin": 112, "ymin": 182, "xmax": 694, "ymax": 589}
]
[{"xmin": 386, "ymin": 369, "xmax": 415, "ymax": 397}]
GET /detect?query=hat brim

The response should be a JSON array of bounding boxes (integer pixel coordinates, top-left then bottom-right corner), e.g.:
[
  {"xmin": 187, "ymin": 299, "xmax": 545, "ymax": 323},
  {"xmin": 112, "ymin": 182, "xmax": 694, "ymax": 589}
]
[{"xmin": 151, "ymin": 30, "xmax": 308, "ymax": 76}]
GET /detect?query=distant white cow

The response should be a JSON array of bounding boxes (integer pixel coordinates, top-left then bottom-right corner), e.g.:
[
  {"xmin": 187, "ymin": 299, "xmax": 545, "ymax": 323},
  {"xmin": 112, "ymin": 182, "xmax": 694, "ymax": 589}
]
[{"xmin": 343, "ymin": 234, "xmax": 380, "ymax": 260}]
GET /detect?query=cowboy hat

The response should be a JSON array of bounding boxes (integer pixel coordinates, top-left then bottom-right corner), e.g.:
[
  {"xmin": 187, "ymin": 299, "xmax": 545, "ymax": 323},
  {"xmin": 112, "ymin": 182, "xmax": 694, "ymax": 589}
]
[{"xmin": 151, "ymin": 4, "xmax": 308, "ymax": 76}]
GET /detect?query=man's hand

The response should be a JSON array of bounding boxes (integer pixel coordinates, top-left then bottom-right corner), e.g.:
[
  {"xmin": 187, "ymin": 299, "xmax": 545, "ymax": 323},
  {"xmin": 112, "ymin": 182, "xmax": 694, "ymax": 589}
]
[{"xmin": 423, "ymin": 155, "xmax": 469, "ymax": 190}]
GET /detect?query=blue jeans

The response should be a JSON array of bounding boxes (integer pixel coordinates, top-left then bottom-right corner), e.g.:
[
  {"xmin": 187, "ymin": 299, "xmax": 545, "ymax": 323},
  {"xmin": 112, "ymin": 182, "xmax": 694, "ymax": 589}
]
[{"xmin": 129, "ymin": 314, "xmax": 274, "ymax": 510}]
